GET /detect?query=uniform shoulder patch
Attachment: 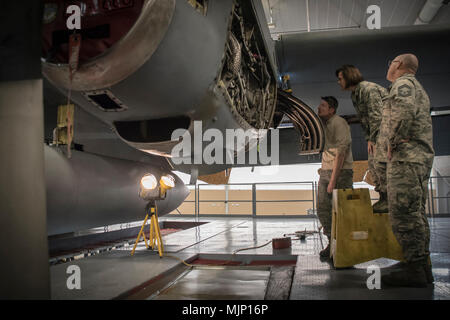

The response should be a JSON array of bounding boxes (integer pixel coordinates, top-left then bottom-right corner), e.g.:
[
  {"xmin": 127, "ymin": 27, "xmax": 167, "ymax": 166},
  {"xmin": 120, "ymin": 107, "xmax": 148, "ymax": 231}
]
[{"xmin": 397, "ymin": 83, "xmax": 412, "ymax": 97}]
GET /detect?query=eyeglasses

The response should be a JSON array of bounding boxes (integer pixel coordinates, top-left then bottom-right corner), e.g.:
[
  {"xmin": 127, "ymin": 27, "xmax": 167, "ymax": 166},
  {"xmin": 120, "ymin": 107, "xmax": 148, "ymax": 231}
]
[{"xmin": 388, "ymin": 60, "xmax": 401, "ymax": 67}]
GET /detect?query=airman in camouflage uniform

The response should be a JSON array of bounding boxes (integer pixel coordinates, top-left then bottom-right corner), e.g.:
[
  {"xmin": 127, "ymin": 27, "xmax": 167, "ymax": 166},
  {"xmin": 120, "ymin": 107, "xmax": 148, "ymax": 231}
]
[
  {"xmin": 336, "ymin": 65, "xmax": 388, "ymax": 213},
  {"xmin": 380, "ymin": 54, "xmax": 434, "ymax": 288}
]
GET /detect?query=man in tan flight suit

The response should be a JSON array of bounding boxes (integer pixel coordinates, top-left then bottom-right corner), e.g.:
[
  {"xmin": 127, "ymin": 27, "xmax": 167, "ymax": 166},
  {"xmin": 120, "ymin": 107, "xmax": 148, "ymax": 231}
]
[{"xmin": 317, "ymin": 96, "xmax": 353, "ymax": 258}]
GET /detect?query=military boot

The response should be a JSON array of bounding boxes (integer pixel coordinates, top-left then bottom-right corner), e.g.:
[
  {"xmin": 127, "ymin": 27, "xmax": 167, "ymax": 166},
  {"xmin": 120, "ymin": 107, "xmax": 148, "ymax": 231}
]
[
  {"xmin": 384, "ymin": 261, "xmax": 406, "ymax": 270},
  {"xmin": 372, "ymin": 192, "xmax": 388, "ymax": 213},
  {"xmin": 381, "ymin": 260, "xmax": 428, "ymax": 288},
  {"xmin": 319, "ymin": 244, "xmax": 330, "ymax": 258},
  {"xmin": 424, "ymin": 255, "xmax": 434, "ymax": 284}
]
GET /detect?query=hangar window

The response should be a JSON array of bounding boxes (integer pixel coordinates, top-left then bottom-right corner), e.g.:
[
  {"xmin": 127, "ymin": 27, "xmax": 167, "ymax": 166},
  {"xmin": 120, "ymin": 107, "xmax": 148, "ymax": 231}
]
[{"xmin": 187, "ymin": 0, "xmax": 208, "ymax": 15}]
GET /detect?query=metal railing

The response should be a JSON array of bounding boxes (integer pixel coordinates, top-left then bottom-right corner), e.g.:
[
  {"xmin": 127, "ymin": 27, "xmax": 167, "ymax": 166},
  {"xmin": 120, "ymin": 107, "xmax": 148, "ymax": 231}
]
[
  {"xmin": 428, "ymin": 176, "xmax": 450, "ymax": 217},
  {"xmin": 173, "ymin": 181, "xmax": 316, "ymax": 218},
  {"xmin": 173, "ymin": 175, "xmax": 450, "ymax": 218}
]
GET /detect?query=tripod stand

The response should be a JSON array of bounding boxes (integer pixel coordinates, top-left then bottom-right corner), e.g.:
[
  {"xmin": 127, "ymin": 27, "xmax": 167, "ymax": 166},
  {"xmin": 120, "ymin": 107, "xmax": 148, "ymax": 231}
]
[{"xmin": 131, "ymin": 200, "xmax": 164, "ymax": 257}]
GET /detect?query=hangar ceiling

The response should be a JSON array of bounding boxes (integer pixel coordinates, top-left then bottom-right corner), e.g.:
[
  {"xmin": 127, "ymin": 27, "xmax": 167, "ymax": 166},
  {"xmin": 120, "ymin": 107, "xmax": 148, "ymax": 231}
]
[
  {"xmin": 258, "ymin": 0, "xmax": 450, "ymax": 116},
  {"xmin": 261, "ymin": 0, "xmax": 450, "ymax": 38}
]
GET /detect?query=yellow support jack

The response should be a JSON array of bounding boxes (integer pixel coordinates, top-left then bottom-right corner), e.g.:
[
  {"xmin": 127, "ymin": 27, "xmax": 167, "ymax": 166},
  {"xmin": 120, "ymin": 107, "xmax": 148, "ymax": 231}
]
[
  {"xmin": 330, "ymin": 188, "xmax": 404, "ymax": 268},
  {"xmin": 131, "ymin": 201, "xmax": 164, "ymax": 257}
]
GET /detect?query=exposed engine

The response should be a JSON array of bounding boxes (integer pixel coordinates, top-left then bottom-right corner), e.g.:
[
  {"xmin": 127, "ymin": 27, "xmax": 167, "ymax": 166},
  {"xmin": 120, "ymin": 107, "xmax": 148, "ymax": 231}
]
[
  {"xmin": 219, "ymin": 0, "xmax": 277, "ymax": 130},
  {"xmin": 40, "ymin": 0, "xmax": 324, "ymax": 166}
]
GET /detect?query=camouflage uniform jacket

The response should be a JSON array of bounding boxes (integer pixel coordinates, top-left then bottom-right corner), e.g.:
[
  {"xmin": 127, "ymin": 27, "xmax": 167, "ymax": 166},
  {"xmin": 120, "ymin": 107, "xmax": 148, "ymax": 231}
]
[
  {"xmin": 351, "ymin": 81, "xmax": 388, "ymax": 143},
  {"xmin": 380, "ymin": 73, "xmax": 434, "ymax": 166}
]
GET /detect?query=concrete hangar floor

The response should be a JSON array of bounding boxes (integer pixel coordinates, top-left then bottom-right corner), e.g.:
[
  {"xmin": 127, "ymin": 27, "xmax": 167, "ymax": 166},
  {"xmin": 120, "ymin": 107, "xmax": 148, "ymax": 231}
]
[{"xmin": 50, "ymin": 216, "xmax": 450, "ymax": 300}]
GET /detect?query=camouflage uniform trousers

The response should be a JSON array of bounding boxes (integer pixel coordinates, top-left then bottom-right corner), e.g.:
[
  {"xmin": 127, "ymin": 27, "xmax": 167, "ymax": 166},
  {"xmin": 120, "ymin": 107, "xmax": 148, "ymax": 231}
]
[
  {"xmin": 317, "ymin": 169, "xmax": 353, "ymax": 239},
  {"xmin": 368, "ymin": 153, "xmax": 387, "ymax": 194},
  {"xmin": 387, "ymin": 161, "xmax": 431, "ymax": 263}
]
